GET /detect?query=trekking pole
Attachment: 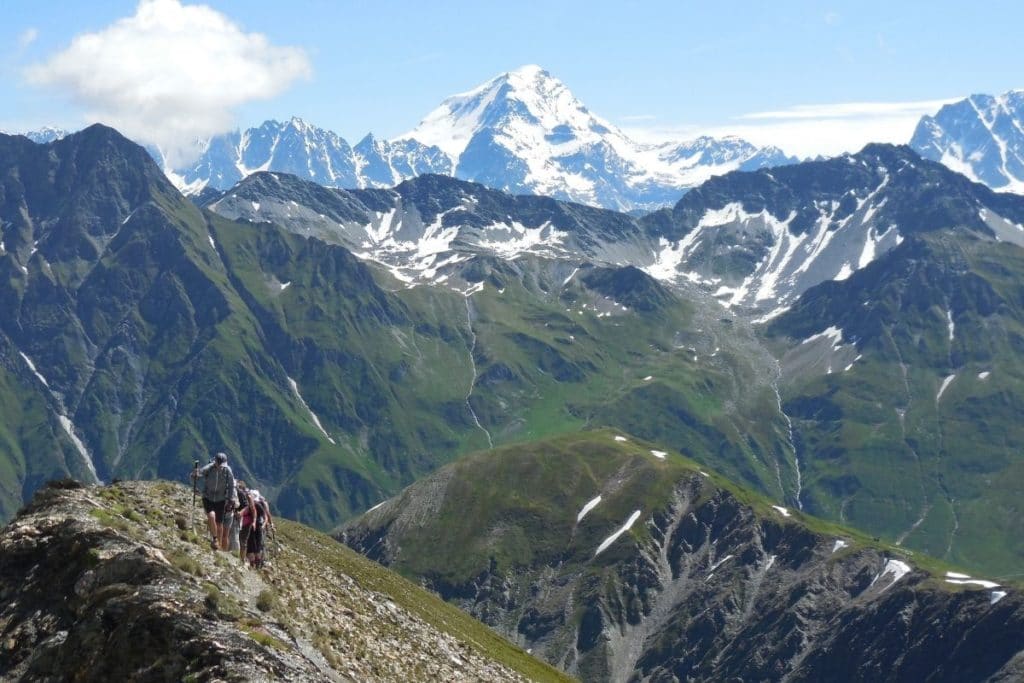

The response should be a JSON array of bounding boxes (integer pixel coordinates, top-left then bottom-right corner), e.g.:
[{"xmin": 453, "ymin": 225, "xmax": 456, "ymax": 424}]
[
  {"xmin": 190, "ymin": 460, "xmax": 199, "ymax": 537},
  {"xmin": 270, "ymin": 524, "xmax": 282, "ymax": 554}
]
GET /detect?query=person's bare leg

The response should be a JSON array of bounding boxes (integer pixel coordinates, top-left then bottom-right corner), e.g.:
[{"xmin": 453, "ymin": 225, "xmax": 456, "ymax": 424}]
[
  {"xmin": 219, "ymin": 517, "xmax": 230, "ymax": 551},
  {"xmin": 206, "ymin": 510, "xmax": 218, "ymax": 546}
]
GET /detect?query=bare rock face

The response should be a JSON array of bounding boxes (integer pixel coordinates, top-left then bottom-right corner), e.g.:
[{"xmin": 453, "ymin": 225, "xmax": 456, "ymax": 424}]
[{"xmin": 0, "ymin": 480, "xmax": 559, "ymax": 682}]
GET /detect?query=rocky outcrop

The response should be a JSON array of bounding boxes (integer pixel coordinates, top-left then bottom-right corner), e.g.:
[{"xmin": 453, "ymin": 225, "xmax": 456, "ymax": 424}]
[
  {"xmin": 341, "ymin": 434, "xmax": 1024, "ymax": 682},
  {"xmin": 0, "ymin": 480, "xmax": 563, "ymax": 682}
]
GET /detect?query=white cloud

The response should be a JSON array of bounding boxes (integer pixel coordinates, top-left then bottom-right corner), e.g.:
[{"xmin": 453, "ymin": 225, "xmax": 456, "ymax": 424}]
[
  {"xmin": 18, "ymin": 28, "xmax": 39, "ymax": 48},
  {"xmin": 24, "ymin": 0, "xmax": 311, "ymax": 166},
  {"xmin": 624, "ymin": 97, "xmax": 959, "ymax": 159}
]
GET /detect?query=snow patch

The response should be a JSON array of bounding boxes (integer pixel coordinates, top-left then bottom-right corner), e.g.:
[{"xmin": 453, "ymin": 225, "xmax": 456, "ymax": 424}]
[
  {"xmin": 947, "ymin": 309, "xmax": 955, "ymax": 341},
  {"xmin": 595, "ymin": 510, "xmax": 642, "ymax": 556},
  {"xmin": 286, "ymin": 376, "xmax": 336, "ymax": 444},
  {"xmin": 771, "ymin": 505, "xmax": 791, "ymax": 517},
  {"xmin": 650, "ymin": 450, "xmax": 667, "ymax": 459},
  {"xmin": 870, "ymin": 559, "xmax": 912, "ymax": 591},
  {"xmin": 459, "ymin": 281, "xmax": 485, "ymax": 297},
  {"xmin": 946, "ymin": 578, "xmax": 1000, "ymax": 589},
  {"xmin": 577, "ymin": 495, "xmax": 602, "ymax": 523},
  {"xmin": 978, "ymin": 371, "xmax": 991, "ymax": 380},
  {"xmin": 58, "ymin": 415, "xmax": 100, "ymax": 484},
  {"xmin": 991, "ymin": 591, "xmax": 1007, "ymax": 604},
  {"xmin": 944, "ymin": 572, "xmax": 1000, "ymax": 589},
  {"xmin": 801, "ymin": 326, "xmax": 844, "ymax": 349},
  {"xmin": 613, "ymin": 435, "xmax": 628, "ymax": 442},
  {"xmin": 708, "ymin": 554, "xmax": 734, "ymax": 573},
  {"xmin": 19, "ymin": 352, "xmax": 49, "ymax": 387},
  {"xmin": 367, "ymin": 501, "xmax": 385, "ymax": 513},
  {"xmin": 832, "ymin": 540, "xmax": 849, "ymax": 553},
  {"xmin": 936, "ymin": 374, "xmax": 956, "ymax": 403},
  {"xmin": 764, "ymin": 555, "xmax": 776, "ymax": 571},
  {"xmin": 279, "ymin": 281, "xmax": 291, "ymax": 291}
]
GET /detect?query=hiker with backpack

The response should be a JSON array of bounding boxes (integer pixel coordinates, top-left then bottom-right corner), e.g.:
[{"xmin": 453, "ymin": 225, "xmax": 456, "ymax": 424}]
[
  {"xmin": 237, "ymin": 481, "xmax": 258, "ymax": 564},
  {"xmin": 257, "ymin": 492, "xmax": 274, "ymax": 566},
  {"xmin": 229, "ymin": 480, "xmax": 253, "ymax": 554},
  {"xmin": 246, "ymin": 489, "xmax": 274, "ymax": 568},
  {"xmin": 191, "ymin": 452, "xmax": 237, "ymax": 550}
]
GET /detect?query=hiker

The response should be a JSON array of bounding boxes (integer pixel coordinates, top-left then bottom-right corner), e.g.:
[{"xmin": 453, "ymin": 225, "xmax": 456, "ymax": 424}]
[
  {"xmin": 191, "ymin": 452, "xmax": 236, "ymax": 550},
  {"xmin": 228, "ymin": 480, "xmax": 251, "ymax": 553},
  {"xmin": 256, "ymin": 491, "xmax": 274, "ymax": 567},
  {"xmin": 247, "ymin": 489, "xmax": 273, "ymax": 568},
  {"xmin": 237, "ymin": 481, "xmax": 258, "ymax": 564}
]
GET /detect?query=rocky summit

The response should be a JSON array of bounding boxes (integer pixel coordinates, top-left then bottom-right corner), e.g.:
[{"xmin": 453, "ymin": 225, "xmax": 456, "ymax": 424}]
[{"xmin": 0, "ymin": 479, "xmax": 567, "ymax": 682}]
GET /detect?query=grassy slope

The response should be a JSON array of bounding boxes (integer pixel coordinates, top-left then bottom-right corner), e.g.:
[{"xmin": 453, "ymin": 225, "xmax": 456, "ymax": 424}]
[
  {"xmin": 775, "ymin": 233, "xmax": 1024, "ymax": 576},
  {"xmin": 278, "ymin": 521, "xmax": 572, "ymax": 681},
  {"xmin": 346, "ymin": 429, "xmax": 1024, "ymax": 630}
]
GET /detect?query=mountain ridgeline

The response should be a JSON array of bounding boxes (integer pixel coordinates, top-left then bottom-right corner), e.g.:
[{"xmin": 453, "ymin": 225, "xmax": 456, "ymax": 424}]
[
  {"xmin": 0, "ymin": 125, "xmax": 791, "ymax": 538},
  {"xmin": 341, "ymin": 432, "xmax": 1024, "ymax": 682},
  {"xmin": 4, "ymin": 123, "xmax": 1024, "ymax": 582},
  {"xmin": 170, "ymin": 65, "xmax": 795, "ymax": 212}
]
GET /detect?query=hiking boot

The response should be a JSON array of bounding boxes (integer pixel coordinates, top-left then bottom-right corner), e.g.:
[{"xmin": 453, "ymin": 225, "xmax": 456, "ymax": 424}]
[{"xmin": 210, "ymin": 538, "xmax": 219, "ymax": 550}]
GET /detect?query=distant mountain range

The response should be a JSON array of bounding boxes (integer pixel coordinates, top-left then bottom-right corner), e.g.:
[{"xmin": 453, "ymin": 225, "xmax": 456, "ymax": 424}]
[
  {"xmin": 910, "ymin": 90, "xmax": 1024, "ymax": 193},
  {"xmin": 207, "ymin": 143, "xmax": 1022, "ymax": 316},
  {"xmin": 20, "ymin": 82, "xmax": 1024, "ymax": 210},
  {"xmin": 167, "ymin": 65, "xmax": 798, "ymax": 212}
]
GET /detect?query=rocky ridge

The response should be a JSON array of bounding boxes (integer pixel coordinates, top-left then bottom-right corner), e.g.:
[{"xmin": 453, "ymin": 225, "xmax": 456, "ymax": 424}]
[
  {"xmin": 0, "ymin": 479, "xmax": 567, "ymax": 682},
  {"xmin": 342, "ymin": 431, "xmax": 1024, "ymax": 682}
]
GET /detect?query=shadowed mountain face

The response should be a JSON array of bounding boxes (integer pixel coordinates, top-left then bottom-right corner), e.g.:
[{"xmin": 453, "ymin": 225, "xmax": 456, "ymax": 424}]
[
  {"xmin": 0, "ymin": 125, "xmax": 434, "ymax": 525},
  {"xmin": 341, "ymin": 432, "xmax": 1024, "ymax": 683}
]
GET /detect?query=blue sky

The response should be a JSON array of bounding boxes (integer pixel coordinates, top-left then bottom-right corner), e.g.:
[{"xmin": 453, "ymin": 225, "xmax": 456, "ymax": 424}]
[{"xmin": 4, "ymin": 0, "xmax": 1023, "ymax": 158}]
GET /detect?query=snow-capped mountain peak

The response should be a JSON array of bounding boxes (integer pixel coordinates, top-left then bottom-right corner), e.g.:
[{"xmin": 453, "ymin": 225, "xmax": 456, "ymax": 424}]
[
  {"xmin": 15, "ymin": 127, "xmax": 72, "ymax": 144},
  {"xmin": 400, "ymin": 64, "xmax": 622, "ymax": 163},
  {"xmin": 910, "ymin": 89, "xmax": 1024, "ymax": 194},
  {"xmin": 65, "ymin": 64, "xmax": 795, "ymax": 211},
  {"xmin": 393, "ymin": 65, "xmax": 796, "ymax": 211}
]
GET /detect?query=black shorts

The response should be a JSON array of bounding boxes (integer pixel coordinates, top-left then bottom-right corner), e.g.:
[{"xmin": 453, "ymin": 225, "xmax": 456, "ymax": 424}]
[
  {"xmin": 202, "ymin": 498, "xmax": 228, "ymax": 523},
  {"xmin": 246, "ymin": 525, "xmax": 263, "ymax": 555},
  {"xmin": 239, "ymin": 523, "xmax": 252, "ymax": 549}
]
